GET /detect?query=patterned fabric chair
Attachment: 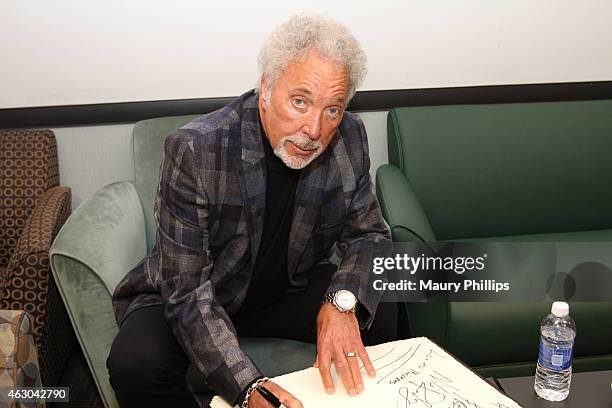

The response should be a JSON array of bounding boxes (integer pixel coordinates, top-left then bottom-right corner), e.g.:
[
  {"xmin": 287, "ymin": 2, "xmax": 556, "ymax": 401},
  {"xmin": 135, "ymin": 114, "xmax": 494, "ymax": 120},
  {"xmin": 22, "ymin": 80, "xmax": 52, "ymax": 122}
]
[
  {"xmin": 0, "ymin": 310, "xmax": 45, "ymax": 408},
  {"xmin": 0, "ymin": 129, "xmax": 75, "ymax": 388}
]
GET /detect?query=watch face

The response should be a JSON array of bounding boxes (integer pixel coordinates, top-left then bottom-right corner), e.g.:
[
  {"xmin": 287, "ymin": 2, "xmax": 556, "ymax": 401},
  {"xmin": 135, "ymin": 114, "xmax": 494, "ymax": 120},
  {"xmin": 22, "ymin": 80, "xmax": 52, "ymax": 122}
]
[{"xmin": 335, "ymin": 290, "xmax": 357, "ymax": 310}]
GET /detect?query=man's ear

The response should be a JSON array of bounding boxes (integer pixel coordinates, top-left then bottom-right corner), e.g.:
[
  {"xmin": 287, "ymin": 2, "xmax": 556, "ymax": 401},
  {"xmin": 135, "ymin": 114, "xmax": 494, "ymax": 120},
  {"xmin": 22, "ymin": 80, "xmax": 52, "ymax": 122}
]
[{"xmin": 260, "ymin": 76, "xmax": 269, "ymax": 105}]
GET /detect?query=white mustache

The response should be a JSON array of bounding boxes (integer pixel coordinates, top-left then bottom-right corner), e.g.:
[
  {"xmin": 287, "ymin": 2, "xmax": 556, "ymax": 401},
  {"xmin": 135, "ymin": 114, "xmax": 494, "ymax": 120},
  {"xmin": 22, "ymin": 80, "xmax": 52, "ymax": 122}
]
[
  {"xmin": 281, "ymin": 134, "xmax": 321, "ymax": 151},
  {"xmin": 273, "ymin": 133, "xmax": 324, "ymax": 169}
]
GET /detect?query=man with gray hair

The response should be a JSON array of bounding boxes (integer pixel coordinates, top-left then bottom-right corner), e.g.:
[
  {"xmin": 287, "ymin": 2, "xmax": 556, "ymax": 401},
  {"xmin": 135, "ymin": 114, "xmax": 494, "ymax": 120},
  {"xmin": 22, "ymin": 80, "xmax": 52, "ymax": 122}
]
[{"xmin": 107, "ymin": 15, "xmax": 397, "ymax": 408}]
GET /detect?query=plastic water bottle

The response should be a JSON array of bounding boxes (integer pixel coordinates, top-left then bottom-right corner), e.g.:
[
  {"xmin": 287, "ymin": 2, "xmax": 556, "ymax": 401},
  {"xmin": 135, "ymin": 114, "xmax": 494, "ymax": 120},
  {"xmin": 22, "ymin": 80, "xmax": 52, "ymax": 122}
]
[{"xmin": 534, "ymin": 301, "xmax": 576, "ymax": 401}]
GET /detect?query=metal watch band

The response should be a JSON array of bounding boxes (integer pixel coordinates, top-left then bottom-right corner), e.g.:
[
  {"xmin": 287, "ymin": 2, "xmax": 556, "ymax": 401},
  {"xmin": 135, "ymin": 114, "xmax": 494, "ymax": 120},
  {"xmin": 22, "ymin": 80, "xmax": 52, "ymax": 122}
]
[
  {"xmin": 323, "ymin": 291, "xmax": 336, "ymax": 304},
  {"xmin": 323, "ymin": 291, "xmax": 357, "ymax": 313}
]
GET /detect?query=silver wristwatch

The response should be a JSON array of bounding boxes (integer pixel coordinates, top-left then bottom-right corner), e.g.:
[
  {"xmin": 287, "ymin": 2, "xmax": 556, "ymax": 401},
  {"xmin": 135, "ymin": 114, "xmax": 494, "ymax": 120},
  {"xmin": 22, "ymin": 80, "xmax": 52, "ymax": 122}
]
[{"xmin": 323, "ymin": 290, "xmax": 357, "ymax": 313}]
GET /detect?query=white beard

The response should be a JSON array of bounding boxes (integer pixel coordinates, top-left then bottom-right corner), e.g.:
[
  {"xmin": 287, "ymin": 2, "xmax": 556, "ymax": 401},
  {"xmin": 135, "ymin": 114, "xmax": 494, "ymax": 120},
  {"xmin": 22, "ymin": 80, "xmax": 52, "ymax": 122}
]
[{"xmin": 273, "ymin": 134, "xmax": 323, "ymax": 169}]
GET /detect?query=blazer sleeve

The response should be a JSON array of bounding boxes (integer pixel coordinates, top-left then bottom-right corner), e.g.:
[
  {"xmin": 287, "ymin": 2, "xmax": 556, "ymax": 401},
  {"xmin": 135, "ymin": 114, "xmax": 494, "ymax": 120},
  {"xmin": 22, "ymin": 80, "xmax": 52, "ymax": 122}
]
[
  {"xmin": 155, "ymin": 131, "xmax": 261, "ymax": 403},
  {"xmin": 327, "ymin": 117, "xmax": 392, "ymax": 331}
]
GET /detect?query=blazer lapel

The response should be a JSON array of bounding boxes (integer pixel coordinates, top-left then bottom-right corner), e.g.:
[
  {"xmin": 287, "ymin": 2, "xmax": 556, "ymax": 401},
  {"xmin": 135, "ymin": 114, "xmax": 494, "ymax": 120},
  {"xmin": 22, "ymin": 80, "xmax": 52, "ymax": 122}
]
[
  {"xmin": 287, "ymin": 148, "xmax": 330, "ymax": 286},
  {"xmin": 238, "ymin": 100, "xmax": 266, "ymax": 267}
]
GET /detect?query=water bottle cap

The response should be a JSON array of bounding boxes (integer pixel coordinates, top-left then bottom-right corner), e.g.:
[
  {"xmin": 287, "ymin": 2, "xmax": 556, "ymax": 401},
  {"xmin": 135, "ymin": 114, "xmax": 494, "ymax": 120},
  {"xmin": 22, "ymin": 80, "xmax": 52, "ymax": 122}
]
[{"xmin": 551, "ymin": 301, "xmax": 569, "ymax": 317}]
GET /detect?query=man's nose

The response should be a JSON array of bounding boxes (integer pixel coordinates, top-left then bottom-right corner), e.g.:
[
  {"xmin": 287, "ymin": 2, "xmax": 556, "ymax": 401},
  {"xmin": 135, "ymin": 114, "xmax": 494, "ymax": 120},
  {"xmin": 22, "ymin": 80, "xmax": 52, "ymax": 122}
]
[{"xmin": 302, "ymin": 111, "xmax": 322, "ymax": 140}]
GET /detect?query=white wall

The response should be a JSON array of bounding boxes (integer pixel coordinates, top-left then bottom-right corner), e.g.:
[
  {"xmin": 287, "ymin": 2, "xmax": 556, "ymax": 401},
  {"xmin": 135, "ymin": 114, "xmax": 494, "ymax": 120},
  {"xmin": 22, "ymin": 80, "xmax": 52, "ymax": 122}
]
[
  {"xmin": 2, "ymin": 0, "xmax": 611, "ymax": 109},
  {"xmin": 53, "ymin": 124, "xmax": 135, "ymax": 209}
]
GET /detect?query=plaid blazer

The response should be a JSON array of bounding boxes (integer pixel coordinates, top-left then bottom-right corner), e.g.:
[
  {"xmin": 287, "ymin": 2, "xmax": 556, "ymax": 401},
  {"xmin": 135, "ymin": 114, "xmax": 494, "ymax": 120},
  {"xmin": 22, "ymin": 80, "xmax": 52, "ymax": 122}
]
[{"xmin": 112, "ymin": 90, "xmax": 391, "ymax": 403}]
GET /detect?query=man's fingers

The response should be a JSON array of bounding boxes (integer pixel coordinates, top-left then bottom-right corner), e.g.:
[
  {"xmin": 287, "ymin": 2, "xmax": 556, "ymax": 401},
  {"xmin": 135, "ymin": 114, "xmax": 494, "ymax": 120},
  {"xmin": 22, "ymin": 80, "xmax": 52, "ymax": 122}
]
[
  {"xmin": 266, "ymin": 382, "xmax": 303, "ymax": 408},
  {"xmin": 313, "ymin": 354, "xmax": 318, "ymax": 368},
  {"xmin": 280, "ymin": 394, "xmax": 303, "ymax": 408},
  {"xmin": 358, "ymin": 345, "xmax": 376, "ymax": 378},
  {"xmin": 346, "ymin": 350, "xmax": 364, "ymax": 393},
  {"xmin": 334, "ymin": 348, "xmax": 357, "ymax": 396},
  {"xmin": 317, "ymin": 353, "xmax": 335, "ymax": 394}
]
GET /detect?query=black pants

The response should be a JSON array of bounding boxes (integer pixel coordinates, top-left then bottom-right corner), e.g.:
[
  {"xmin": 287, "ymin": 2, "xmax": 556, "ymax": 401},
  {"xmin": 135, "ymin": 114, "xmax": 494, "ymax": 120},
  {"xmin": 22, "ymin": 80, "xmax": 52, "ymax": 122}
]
[{"xmin": 106, "ymin": 264, "xmax": 398, "ymax": 407}]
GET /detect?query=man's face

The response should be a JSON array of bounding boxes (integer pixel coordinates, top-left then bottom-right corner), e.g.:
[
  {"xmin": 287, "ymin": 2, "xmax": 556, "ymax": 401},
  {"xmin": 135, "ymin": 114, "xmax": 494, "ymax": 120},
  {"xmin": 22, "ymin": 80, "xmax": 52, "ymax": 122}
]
[{"xmin": 259, "ymin": 49, "xmax": 349, "ymax": 169}]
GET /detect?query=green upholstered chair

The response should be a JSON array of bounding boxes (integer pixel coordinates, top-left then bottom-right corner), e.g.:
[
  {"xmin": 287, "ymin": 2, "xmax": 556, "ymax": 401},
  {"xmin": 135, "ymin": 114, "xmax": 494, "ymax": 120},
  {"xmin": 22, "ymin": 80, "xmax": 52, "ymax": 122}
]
[
  {"xmin": 49, "ymin": 115, "xmax": 317, "ymax": 408},
  {"xmin": 376, "ymin": 100, "xmax": 612, "ymax": 378}
]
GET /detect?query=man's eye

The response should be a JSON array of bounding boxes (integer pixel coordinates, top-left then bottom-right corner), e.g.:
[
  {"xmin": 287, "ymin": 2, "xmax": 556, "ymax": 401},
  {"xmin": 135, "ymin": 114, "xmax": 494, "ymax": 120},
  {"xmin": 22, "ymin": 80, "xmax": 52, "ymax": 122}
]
[
  {"xmin": 292, "ymin": 98, "xmax": 306, "ymax": 108},
  {"xmin": 327, "ymin": 107, "xmax": 340, "ymax": 117}
]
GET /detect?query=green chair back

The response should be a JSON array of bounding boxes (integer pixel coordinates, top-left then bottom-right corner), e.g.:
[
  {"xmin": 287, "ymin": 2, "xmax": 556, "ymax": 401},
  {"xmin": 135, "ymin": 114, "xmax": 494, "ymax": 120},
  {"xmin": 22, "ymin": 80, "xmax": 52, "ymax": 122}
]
[
  {"xmin": 132, "ymin": 115, "xmax": 200, "ymax": 252},
  {"xmin": 388, "ymin": 100, "xmax": 612, "ymax": 240}
]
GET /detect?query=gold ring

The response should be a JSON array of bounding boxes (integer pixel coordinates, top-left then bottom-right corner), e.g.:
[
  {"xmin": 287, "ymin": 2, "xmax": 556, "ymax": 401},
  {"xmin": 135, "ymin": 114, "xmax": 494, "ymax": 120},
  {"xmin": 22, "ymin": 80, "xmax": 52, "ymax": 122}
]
[{"xmin": 346, "ymin": 352, "xmax": 357, "ymax": 358}]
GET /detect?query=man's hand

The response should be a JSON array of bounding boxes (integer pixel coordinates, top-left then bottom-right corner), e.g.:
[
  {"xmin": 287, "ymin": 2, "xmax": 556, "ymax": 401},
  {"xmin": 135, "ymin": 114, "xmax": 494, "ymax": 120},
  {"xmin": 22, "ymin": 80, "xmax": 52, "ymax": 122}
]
[
  {"xmin": 247, "ymin": 381, "xmax": 303, "ymax": 408},
  {"xmin": 313, "ymin": 303, "xmax": 376, "ymax": 396}
]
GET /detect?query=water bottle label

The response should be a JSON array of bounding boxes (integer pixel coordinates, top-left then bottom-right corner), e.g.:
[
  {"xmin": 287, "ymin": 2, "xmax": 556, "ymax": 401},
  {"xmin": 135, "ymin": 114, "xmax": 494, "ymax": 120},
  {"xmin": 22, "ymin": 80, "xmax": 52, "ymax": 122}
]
[{"xmin": 538, "ymin": 337, "xmax": 573, "ymax": 370}]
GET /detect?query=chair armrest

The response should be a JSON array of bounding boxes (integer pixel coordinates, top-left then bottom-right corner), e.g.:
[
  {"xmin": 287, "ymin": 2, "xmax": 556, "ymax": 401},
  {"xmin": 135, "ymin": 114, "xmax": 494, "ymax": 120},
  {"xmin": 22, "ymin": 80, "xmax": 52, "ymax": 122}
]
[
  {"xmin": 376, "ymin": 164, "xmax": 436, "ymax": 242},
  {"xmin": 50, "ymin": 181, "xmax": 147, "ymax": 408},
  {"xmin": 1, "ymin": 186, "xmax": 70, "ymax": 308},
  {"xmin": 5, "ymin": 186, "xmax": 71, "ymax": 269},
  {"xmin": 1, "ymin": 186, "xmax": 73, "ymax": 387},
  {"xmin": 0, "ymin": 309, "xmax": 45, "ymax": 408},
  {"xmin": 50, "ymin": 181, "xmax": 147, "ymax": 295}
]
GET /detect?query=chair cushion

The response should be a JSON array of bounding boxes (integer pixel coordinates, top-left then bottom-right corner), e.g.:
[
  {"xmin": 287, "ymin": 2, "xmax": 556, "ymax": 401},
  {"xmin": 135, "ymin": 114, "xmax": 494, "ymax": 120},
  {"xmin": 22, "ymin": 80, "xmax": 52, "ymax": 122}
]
[
  {"xmin": 240, "ymin": 337, "xmax": 317, "ymax": 377},
  {"xmin": 188, "ymin": 337, "xmax": 316, "ymax": 405},
  {"xmin": 406, "ymin": 229, "xmax": 612, "ymax": 376},
  {"xmin": 0, "ymin": 310, "xmax": 43, "ymax": 392},
  {"xmin": 445, "ymin": 302, "xmax": 612, "ymax": 369}
]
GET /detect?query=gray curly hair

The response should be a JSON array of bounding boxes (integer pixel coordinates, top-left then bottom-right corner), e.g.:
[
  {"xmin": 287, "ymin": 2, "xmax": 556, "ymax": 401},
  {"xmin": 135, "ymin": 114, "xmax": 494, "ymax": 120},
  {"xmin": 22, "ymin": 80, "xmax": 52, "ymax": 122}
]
[{"xmin": 257, "ymin": 15, "xmax": 367, "ymax": 101}]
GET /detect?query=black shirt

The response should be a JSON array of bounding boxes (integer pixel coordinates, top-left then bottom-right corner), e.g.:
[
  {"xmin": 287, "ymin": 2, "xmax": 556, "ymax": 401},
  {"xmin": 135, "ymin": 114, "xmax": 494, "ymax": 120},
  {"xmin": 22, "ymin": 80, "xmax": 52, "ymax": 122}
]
[{"xmin": 238, "ymin": 118, "xmax": 301, "ymax": 312}]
